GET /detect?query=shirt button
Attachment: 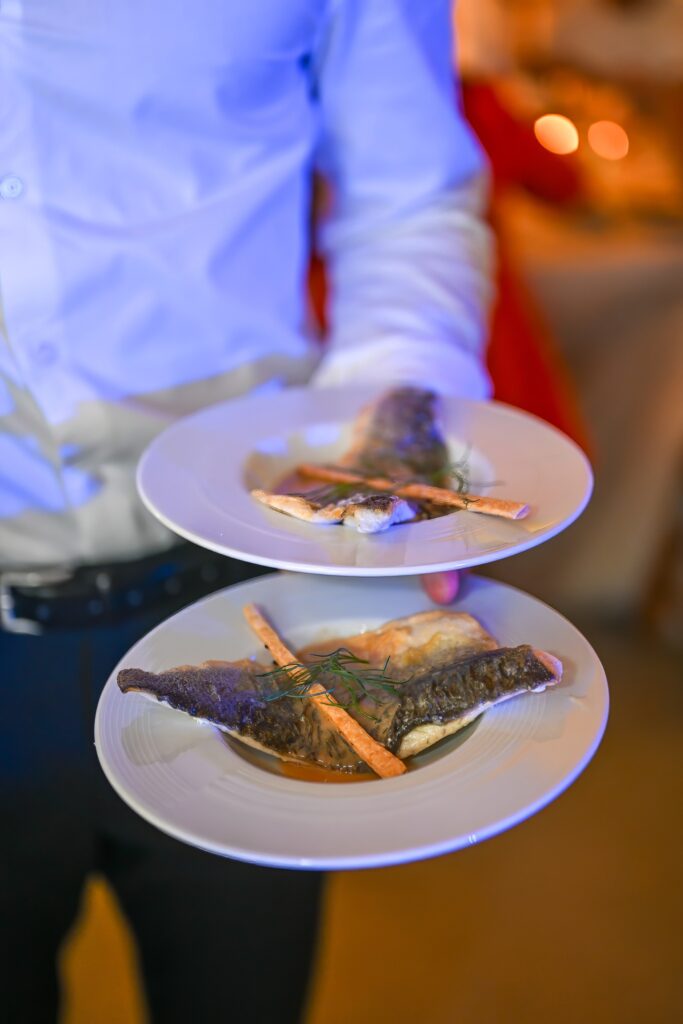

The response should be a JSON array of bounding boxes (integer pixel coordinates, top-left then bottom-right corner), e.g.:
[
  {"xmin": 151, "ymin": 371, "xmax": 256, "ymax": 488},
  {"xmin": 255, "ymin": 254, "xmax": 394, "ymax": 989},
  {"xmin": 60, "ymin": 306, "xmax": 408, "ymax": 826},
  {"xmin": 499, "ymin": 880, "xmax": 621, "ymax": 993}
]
[
  {"xmin": 35, "ymin": 342, "xmax": 57, "ymax": 365},
  {"xmin": 0, "ymin": 175, "xmax": 24, "ymax": 200}
]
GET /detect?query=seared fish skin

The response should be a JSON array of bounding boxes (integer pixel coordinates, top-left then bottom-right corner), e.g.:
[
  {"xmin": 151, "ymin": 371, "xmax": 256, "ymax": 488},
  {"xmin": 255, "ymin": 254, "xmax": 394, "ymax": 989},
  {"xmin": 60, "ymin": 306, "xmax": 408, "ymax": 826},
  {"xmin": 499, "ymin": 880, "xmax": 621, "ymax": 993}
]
[
  {"xmin": 349, "ymin": 645, "xmax": 559, "ymax": 756},
  {"xmin": 117, "ymin": 660, "xmax": 364, "ymax": 771},
  {"xmin": 117, "ymin": 615, "xmax": 562, "ymax": 773},
  {"xmin": 343, "ymin": 386, "xmax": 450, "ymax": 484},
  {"xmin": 297, "ymin": 613, "xmax": 562, "ymax": 759}
]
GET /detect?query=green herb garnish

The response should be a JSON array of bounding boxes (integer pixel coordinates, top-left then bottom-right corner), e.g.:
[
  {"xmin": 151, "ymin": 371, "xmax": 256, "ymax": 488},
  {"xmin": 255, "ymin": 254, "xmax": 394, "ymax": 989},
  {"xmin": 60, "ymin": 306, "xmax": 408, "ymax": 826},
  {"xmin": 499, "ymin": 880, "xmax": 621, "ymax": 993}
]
[
  {"xmin": 438, "ymin": 444, "xmax": 472, "ymax": 493},
  {"xmin": 257, "ymin": 647, "xmax": 411, "ymax": 723},
  {"xmin": 429, "ymin": 447, "xmax": 504, "ymax": 506}
]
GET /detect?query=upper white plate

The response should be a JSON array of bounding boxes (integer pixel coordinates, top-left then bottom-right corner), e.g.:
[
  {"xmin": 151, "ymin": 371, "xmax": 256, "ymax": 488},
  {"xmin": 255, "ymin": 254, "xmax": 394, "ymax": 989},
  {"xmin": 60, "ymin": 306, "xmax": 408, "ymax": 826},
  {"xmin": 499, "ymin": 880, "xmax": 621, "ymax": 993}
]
[
  {"xmin": 137, "ymin": 387, "xmax": 593, "ymax": 576},
  {"xmin": 95, "ymin": 572, "xmax": 609, "ymax": 871}
]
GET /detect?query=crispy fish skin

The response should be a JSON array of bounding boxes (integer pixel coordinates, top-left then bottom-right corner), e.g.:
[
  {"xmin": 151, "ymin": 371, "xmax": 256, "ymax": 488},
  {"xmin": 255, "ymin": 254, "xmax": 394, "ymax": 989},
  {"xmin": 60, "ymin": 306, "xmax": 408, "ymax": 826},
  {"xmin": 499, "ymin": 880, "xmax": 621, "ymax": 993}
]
[
  {"xmin": 376, "ymin": 645, "xmax": 559, "ymax": 756},
  {"xmin": 117, "ymin": 613, "xmax": 562, "ymax": 773},
  {"xmin": 117, "ymin": 659, "xmax": 365, "ymax": 772},
  {"xmin": 341, "ymin": 387, "xmax": 450, "ymax": 484},
  {"xmin": 307, "ymin": 643, "xmax": 561, "ymax": 758}
]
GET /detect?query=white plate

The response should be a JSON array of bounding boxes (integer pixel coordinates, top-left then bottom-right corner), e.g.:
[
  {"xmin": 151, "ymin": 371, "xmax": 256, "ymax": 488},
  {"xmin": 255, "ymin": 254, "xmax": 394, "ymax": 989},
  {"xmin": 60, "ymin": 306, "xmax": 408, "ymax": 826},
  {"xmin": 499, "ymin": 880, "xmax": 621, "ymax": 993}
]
[
  {"xmin": 95, "ymin": 573, "xmax": 608, "ymax": 870},
  {"xmin": 137, "ymin": 387, "xmax": 593, "ymax": 576}
]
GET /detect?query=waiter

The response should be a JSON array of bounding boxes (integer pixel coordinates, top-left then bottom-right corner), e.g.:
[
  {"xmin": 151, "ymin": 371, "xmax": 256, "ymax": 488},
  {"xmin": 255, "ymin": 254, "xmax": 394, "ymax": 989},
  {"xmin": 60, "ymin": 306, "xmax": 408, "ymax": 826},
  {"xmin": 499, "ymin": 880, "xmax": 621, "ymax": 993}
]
[{"xmin": 0, "ymin": 2, "xmax": 492, "ymax": 1021}]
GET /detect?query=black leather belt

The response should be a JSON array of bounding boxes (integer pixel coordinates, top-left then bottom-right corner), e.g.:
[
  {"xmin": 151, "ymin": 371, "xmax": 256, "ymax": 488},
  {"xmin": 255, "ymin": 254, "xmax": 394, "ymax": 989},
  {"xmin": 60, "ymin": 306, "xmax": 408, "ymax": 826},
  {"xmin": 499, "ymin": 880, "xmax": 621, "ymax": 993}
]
[{"xmin": 0, "ymin": 544, "xmax": 250, "ymax": 634}]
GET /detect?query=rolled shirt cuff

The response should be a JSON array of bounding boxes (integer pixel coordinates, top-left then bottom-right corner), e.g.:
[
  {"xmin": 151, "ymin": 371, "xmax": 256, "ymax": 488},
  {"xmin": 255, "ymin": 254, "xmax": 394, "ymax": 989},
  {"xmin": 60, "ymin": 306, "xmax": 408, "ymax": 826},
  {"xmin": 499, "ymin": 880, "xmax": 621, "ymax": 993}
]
[{"xmin": 310, "ymin": 335, "xmax": 492, "ymax": 401}]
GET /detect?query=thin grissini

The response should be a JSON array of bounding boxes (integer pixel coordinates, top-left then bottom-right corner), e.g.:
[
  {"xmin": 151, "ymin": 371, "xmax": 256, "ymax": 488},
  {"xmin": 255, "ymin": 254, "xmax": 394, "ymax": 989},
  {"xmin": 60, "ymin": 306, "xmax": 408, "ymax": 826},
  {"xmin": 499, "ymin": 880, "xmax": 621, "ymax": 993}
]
[
  {"xmin": 243, "ymin": 603, "xmax": 407, "ymax": 779},
  {"xmin": 296, "ymin": 464, "xmax": 530, "ymax": 521}
]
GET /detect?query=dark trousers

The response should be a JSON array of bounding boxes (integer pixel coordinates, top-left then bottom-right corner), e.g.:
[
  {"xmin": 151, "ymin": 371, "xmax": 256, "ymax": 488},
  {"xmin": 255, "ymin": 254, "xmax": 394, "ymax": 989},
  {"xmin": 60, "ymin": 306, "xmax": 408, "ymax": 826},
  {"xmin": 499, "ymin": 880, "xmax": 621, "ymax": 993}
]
[{"xmin": 0, "ymin": 566, "xmax": 323, "ymax": 1024}]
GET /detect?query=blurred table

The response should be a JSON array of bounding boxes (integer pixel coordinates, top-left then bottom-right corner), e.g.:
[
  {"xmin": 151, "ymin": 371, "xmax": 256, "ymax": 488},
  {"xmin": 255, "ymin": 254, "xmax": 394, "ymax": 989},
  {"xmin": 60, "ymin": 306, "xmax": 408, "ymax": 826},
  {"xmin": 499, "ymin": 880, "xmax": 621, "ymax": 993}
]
[{"xmin": 491, "ymin": 194, "xmax": 683, "ymax": 614}]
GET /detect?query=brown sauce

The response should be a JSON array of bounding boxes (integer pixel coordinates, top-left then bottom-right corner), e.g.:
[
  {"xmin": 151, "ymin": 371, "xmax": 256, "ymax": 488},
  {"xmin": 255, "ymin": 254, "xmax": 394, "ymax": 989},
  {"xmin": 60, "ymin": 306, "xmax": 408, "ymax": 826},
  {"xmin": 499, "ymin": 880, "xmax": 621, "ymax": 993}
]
[
  {"xmin": 224, "ymin": 735, "xmax": 374, "ymax": 783},
  {"xmin": 273, "ymin": 470, "xmax": 322, "ymax": 496}
]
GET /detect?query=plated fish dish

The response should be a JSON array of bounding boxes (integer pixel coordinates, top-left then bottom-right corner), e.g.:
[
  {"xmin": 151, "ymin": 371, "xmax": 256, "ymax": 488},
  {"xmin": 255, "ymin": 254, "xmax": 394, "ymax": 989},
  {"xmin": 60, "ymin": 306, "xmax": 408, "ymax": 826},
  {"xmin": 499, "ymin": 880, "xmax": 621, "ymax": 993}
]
[
  {"xmin": 118, "ymin": 605, "xmax": 562, "ymax": 781},
  {"xmin": 251, "ymin": 386, "xmax": 530, "ymax": 533}
]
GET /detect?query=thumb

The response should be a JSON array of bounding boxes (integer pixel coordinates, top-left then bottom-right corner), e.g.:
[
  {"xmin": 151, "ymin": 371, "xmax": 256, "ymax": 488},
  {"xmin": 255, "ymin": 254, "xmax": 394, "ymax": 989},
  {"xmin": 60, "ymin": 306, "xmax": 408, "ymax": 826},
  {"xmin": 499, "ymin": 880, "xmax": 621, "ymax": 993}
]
[{"xmin": 420, "ymin": 570, "xmax": 461, "ymax": 605}]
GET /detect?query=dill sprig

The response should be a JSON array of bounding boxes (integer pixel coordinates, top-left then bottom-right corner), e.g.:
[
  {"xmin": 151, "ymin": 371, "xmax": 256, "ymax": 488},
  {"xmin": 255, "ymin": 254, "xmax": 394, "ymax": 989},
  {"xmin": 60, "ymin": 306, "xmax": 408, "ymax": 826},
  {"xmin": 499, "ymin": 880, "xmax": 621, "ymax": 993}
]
[
  {"xmin": 256, "ymin": 647, "xmax": 410, "ymax": 723},
  {"xmin": 427, "ymin": 447, "xmax": 504, "ymax": 510},
  {"xmin": 439, "ymin": 444, "xmax": 472, "ymax": 493}
]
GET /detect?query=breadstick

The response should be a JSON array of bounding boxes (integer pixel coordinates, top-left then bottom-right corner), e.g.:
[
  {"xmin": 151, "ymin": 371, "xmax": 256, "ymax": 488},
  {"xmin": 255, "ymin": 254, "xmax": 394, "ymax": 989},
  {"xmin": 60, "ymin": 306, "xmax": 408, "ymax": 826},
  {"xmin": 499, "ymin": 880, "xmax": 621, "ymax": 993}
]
[
  {"xmin": 296, "ymin": 464, "xmax": 529, "ymax": 521},
  {"xmin": 243, "ymin": 604, "xmax": 407, "ymax": 779}
]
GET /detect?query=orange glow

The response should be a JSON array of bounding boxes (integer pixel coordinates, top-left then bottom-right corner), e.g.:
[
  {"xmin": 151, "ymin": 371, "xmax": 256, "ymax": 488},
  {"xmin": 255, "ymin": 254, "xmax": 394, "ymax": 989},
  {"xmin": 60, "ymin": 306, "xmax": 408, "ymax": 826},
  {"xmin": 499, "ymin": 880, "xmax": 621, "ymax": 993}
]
[
  {"xmin": 588, "ymin": 120, "xmax": 630, "ymax": 161},
  {"xmin": 533, "ymin": 114, "xmax": 579, "ymax": 156}
]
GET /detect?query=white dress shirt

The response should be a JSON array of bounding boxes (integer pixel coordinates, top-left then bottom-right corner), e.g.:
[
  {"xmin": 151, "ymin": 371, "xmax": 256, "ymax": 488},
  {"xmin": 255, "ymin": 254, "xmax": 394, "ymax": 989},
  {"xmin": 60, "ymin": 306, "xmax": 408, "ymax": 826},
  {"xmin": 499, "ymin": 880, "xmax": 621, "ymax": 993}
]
[{"xmin": 0, "ymin": 0, "xmax": 492, "ymax": 569}]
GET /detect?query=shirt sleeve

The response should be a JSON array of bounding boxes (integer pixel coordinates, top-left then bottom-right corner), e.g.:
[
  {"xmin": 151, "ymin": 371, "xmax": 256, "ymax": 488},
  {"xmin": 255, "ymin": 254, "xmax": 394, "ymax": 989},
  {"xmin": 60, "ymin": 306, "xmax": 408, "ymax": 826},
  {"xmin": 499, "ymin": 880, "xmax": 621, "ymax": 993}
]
[{"xmin": 310, "ymin": 0, "xmax": 494, "ymax": 400}]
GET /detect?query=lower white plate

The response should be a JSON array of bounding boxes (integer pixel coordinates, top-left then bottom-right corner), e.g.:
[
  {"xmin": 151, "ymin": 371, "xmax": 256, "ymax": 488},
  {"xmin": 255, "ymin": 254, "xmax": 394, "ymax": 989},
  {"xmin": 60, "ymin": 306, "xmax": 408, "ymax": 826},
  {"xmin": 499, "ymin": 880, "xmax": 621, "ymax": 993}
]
[{"xmin": 95, "ymin": 573, "xmax": 608, "ymax": 870}]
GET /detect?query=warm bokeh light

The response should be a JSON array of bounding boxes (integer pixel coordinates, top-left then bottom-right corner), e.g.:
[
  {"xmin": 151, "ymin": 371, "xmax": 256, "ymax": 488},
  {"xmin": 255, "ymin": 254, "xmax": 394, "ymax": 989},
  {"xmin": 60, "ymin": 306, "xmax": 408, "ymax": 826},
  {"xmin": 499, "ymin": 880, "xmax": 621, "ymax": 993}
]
[
  {"xmin": 533, "ymin": 114, "xmax": 579, "ymax": 155},
  {"xmin": 587, "ymin": 120, "xmax": 630, "ymax": 161}
]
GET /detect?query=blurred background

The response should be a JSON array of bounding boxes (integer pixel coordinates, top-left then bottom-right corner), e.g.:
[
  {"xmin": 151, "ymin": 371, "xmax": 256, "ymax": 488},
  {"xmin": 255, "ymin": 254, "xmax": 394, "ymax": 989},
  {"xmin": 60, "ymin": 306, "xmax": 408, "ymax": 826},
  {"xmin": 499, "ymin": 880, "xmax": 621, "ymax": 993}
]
[{"xmin": 60, "ymin": 2, "xmax": 682, "ymax": 1021}]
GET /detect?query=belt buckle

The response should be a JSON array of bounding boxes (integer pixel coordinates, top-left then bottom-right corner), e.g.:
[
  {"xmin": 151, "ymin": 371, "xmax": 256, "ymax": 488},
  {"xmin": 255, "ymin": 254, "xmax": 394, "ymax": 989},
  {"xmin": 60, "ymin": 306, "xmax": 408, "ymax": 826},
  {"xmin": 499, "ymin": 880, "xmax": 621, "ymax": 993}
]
[{"xmin": 0, "ymin": 568, "xmax": 74, "ymax": 635}]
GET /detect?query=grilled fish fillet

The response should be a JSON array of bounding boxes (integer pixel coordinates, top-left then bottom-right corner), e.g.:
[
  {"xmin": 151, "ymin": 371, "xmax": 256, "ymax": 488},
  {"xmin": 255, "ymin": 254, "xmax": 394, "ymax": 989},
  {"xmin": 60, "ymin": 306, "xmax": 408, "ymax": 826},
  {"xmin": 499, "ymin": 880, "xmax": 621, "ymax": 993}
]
[
  {"xmin": 340, "ymin": 386, "xmax": 450, "ymax": 484},
  {"xmin": 298, "ymin": 611, "xmax": 561, "ymax": 758},
  {"xmin": 120, "ymin": 657, "xmax": 362, "ymax": 770},
  {"xmin": 251, "ymin": 489, "xmax": 416, "ymax": 534},
  {"xmin": 117, "ymin": 611, "xmax": 562, "ymax": 773},
  {"xmin": 251, "ymin": 386, "xmax": 450, "ymax": 532}
]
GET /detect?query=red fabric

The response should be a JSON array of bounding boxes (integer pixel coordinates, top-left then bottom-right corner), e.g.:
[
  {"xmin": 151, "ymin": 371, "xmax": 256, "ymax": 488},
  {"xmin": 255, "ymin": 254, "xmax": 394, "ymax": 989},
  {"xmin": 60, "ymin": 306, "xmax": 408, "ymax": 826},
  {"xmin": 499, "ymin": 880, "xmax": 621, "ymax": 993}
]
[
  {"xmin": 308, "ymin": 252, "xmax": 328, "ymax": 336},
  {"xmin": 462, "ymin": 82, "xmax": 583, "ymax": 204},
  {"xmin": 464, "ymin": 82, "xmax": 590, "ymax": 452},
  {"xmin": 487, "ymin": 256, "xmax": 591, "ymax": 452}
]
